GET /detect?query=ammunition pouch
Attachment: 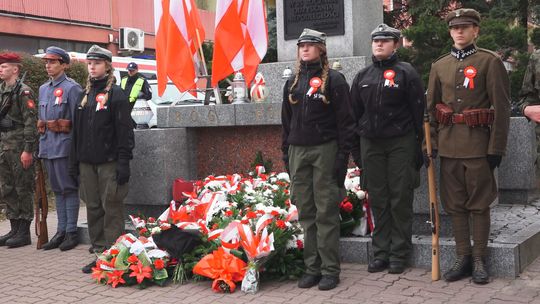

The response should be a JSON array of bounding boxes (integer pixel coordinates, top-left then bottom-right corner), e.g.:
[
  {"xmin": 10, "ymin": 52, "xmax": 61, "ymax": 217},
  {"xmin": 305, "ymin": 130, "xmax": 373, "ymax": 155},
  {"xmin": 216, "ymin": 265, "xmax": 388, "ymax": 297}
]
[
  {"xmin": 37, "ymin": 120, "xmax": 46, "ymax": 134},
  {"xmin": 38, "ymin": 119, "xmax": 72, "ymax": 134},
  {"xmin": 462, "ymin": 108, "xmax": 494, "ymax": 127},
  {"xmin": 46, "ymin": 120, "xmax": 59, "ymax": 133},
  {"xmin": 57, "ymin": 119, "xmax": 72, "ymax": 133},
  {"xmin": 436, "ymin": 104, "xmax": 494, "ymax": 128},
  {"xmin": 435, "ymin": 104, "xmax": 453, "ymax": 126},
  {"xmin": 0, "ymin": 117, "xmax": 15, "ymax": 132}
]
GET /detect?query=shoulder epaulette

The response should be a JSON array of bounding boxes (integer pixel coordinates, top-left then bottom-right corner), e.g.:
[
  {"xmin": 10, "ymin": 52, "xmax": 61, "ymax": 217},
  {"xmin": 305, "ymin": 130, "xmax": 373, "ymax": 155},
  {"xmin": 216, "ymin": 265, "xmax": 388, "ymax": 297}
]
[
  {"xmin": 477, "ymin": 48, "xmax": 501, "ymax": 58},
  {"xmin": 432, "ymin": 53, "xmax": 450, "ymax": 64}
]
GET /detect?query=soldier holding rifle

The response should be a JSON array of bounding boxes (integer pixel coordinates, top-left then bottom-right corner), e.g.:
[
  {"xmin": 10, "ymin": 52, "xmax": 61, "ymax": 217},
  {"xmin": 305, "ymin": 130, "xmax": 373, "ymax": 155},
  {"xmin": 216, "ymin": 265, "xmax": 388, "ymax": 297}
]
[
  {"xmin": 37, "ymin": 46, "xmax": 82, "ymax": 251},
  {"xmin": 0, "ymin": 52, "xmax": 38, "ymax": 248},
  {"xmin": 426, "ymin": 8, "xmax": 510, "ymax": 284}
]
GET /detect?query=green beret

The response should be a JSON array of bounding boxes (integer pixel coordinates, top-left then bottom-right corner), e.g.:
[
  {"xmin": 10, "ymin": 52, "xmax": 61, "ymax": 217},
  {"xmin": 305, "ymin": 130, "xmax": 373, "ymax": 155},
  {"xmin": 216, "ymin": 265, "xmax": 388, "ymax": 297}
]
[
  {"xmin": 297, "ymin": 28, "xmax": 326, "ymax": 45},
  {"xmin": 371, "ymin": 23, "xmax": 401, "ymax": 40},
  {"xmin": 445, "ymin": 8, "xmax": 481, "ymax": 26}
]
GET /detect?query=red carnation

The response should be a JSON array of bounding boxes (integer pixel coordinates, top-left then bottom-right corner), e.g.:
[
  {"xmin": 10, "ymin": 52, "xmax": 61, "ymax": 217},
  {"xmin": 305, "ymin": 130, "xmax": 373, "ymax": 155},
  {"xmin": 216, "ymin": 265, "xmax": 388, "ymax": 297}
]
[
  {"xmin": 276, "ymin": 220, "xmax": 286, "ymax": 229},
  {"xmin": 110, "ymin": 248, "xmax": 119, "ymax": 255},
  {"xmin": 340, "ymin": 201, "xmax": 354, "ymax": 213},
  {"xmin": 153, "ymin": 259, "xmax": 165, "ymax": 270},
  {"xmin": 296, "ymin": 239, "xmax": 304, "ymax": 249}
]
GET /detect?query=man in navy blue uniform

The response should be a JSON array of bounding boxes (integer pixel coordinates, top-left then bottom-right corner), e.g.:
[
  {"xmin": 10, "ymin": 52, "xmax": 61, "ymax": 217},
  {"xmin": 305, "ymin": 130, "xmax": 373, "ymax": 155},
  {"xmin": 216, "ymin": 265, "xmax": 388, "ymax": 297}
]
[{"xmin": 38, "ymin": 46, "xmax": 83, "ymax": 251}]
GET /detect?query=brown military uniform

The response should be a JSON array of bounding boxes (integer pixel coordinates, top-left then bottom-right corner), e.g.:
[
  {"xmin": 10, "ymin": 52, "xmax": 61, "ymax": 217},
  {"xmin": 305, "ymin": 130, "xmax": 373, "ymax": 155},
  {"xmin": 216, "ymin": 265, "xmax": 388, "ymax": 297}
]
[{"xmin": 427, "ymin": 45, "xmax": 511, "ymax": 257}]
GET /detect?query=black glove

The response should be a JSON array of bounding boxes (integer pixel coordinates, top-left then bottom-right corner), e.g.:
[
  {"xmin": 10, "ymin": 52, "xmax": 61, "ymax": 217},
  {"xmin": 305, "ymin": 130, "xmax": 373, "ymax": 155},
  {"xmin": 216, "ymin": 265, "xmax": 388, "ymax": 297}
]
[
  {"xmin": 423, "ymin": 149, "xmax": 438, "ymax": 168},
  {"xmin": 486, "ymin": 154, "xmax": 502, "ymax": 170},
  {"xmin": 282, "ymin": 154, "xmax": 290, "ymax": 175},
  {"xmin": 116, "ymin": 159, "xmax": 131, "ymax": 185},
  {"xmin": 333, "ymin": 155, "xmax": 348, "ymax": 188}
]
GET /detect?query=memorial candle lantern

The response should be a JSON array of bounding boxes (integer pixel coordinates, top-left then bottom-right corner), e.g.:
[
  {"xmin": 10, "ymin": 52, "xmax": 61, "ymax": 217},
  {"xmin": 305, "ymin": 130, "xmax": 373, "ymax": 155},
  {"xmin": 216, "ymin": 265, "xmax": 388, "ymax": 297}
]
[
  {"xmin": 131, "ymin": 98, "xmax": 154, "ymax": 129},
  {"xmin": 232, "ymin": 72, "xmax": 248, "ymax": 104}
]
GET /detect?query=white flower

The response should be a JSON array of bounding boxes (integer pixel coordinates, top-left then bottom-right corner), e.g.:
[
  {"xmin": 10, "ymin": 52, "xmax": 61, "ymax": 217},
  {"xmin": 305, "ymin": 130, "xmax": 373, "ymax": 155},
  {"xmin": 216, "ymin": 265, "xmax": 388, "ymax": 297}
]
[
  {"xmin": 151, "ymin": 227, "xmax": 162, "ymax": 234},
  {"xmin": 277, "ymin": 172, "xmax": 290, "ymax": 182},
  {"xmin": 147, "ymin": 249, "xmax": 169, "ymax": 259}
]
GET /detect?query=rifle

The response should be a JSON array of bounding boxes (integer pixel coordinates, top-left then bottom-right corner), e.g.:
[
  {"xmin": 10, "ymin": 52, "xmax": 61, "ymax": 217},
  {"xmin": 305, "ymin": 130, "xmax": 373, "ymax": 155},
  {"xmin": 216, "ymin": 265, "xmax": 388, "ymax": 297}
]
[
  {"xmin": 34, "ymin": 158, "xmax": 49, "ymax": 249},
  {"xmin": 424, "ymin": 107, "xmax": 440, "ymax": 281},
  {"xmin": 0, "ymin": 72, "xmax": 27, "ymax": 120}
]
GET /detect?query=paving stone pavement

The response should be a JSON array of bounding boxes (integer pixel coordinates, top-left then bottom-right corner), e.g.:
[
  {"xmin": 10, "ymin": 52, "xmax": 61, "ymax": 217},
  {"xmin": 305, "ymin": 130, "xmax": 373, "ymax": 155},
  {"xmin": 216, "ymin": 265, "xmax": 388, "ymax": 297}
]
[{"xmin": 1, "ymin": 210, "xmax": 540, "ymax": 304}]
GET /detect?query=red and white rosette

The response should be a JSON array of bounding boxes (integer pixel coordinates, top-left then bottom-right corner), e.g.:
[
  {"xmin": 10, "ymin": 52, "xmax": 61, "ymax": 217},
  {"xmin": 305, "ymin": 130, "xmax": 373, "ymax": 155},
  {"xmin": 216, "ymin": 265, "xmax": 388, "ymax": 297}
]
[
  {"xmin": 383, "ymin": 69, "xmax": 396, "ymax": 87},
  {"xmin": 463, "ymin": 66, "xmax": 477, "ymax": 90},
  {"xmin": 54, "ymin": 88, "xmax": 63, "ymax": 105},
  {"xmin": 306, "ymin": 77, "xmax": 322, "ymax": 97},
  {"xmin": 95, "ymin": 93, "xmax": 106, "ymax": 111}
]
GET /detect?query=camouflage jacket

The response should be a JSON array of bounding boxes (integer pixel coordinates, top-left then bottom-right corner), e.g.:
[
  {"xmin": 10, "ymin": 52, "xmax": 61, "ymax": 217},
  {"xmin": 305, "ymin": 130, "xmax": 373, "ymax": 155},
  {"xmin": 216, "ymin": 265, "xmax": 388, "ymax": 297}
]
[
  {"xmin": 518, "ymin": 50, "xmax": 540, "ymax": 111},
  {"xmin": 0, "ymin": 81, "xmax": 38, "ymax": 152}
]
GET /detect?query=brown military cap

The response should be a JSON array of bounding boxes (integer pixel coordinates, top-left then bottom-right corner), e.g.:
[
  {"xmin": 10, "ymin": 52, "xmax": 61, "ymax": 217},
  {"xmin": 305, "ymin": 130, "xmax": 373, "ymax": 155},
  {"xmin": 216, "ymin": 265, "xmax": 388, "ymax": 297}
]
[{"xmin": 445, "ymin": 8, "xmax": 481, "ymax": 27}]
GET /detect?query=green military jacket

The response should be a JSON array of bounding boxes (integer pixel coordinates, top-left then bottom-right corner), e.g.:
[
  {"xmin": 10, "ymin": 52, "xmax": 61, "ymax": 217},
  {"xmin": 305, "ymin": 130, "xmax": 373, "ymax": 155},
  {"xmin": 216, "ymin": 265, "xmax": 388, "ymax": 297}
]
[
  {"xmin": 426, "ymin": 46, "xmax": 511, "ymax": 158},
  {"xmin": 518, "ymin": 50, "xmax": 540, "ymax": 111},
  {"xmin": 0, "ymin": 81, "xmax": 38, "ymax": 152}
]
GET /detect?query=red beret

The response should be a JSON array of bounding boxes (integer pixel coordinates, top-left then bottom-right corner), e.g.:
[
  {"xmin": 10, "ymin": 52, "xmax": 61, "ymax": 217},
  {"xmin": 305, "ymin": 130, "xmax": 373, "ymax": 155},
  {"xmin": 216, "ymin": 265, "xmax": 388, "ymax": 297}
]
[{"xmin": 0, "ymin": 53, "xmax": 22, "ymax": 64}]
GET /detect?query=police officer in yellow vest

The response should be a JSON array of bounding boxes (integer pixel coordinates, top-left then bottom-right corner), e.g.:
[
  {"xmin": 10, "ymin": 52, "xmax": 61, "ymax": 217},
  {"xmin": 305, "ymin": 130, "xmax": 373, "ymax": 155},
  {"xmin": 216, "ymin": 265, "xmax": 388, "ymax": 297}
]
[{"xmin": 120, "ymin": 62, "xmax": 152, "ymax": 112}]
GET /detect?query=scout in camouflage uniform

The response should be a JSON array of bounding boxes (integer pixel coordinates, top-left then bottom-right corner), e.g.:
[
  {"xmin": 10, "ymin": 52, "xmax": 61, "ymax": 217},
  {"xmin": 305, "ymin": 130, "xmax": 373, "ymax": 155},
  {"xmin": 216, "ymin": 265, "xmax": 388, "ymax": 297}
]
[
  {"xmin": 426, "ymin": 8, "xmax": 511, "ymax": 284},
  {"xmin": 38, "ymin": 46, "xmax": 83, "ymax": 251},
  {"xmin": 0, "ymin": 52, "xmax": 38, "ymax": 248},
  {"xmin": 518, "ymin": 50, "xmax": 540, "ymax": 160}
]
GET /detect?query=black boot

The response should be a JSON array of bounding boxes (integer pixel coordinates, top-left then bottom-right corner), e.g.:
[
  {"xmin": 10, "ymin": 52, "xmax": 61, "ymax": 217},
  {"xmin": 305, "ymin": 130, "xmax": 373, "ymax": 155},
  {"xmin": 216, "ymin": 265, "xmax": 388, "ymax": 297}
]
[
  {"xmin": 59, "ymin": 232, "xmax": 79, "ymax": 251},
  {"xmin": 472, "ymin": 256, "xmax": 489, "ymax": 284},
  {"xmin": 443, "ymin": 255, "xmax": 472, "ymax": 282},
  {"xmin": 41, "ymin": 231, "xmax": 66, "ymax": 250},
  {"xmin": 6, "ymin": 219, "xmax": 31, "ymax": 248},
  {"xmin": 0, "ymin": 219, "xmax": 19, "ymax": 246}
]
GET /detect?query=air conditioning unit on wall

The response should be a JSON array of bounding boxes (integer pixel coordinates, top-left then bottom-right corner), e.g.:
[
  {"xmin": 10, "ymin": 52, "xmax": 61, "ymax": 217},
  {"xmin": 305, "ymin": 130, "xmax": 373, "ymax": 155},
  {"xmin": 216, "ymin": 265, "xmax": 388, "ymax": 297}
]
[{"xmin": 119, "ymin": 27, "xmax": 145, "ymax": 52}]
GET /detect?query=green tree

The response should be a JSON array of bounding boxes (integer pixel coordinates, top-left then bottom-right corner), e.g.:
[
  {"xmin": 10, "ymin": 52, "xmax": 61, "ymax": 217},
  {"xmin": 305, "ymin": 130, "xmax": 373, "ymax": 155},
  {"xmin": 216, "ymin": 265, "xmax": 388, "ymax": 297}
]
[{"xmin": 385, "ymin": 0, "xmax": 530, "ymax": 101}]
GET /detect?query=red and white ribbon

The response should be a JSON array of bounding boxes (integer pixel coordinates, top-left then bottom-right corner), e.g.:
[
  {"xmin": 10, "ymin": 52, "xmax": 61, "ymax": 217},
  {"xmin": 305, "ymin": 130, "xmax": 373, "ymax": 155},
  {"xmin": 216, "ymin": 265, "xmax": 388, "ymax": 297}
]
[
  {"xmin": 306, "ymin": 77, "xmax": 322, "ymax": 97},
  {"xmin": 95, "ymin": 93, "xmax": 106, "ymax": 111},
  {"xmin": 463, "ymin": 66, "xmax": 477, "ymax": 90},
  {"xmin": 383, "ymin": 70, "xmax": 396, "ymax": 87},
  {"xmin": 54, "ymin": 88, "xmax": 63, "ymax": 105}
]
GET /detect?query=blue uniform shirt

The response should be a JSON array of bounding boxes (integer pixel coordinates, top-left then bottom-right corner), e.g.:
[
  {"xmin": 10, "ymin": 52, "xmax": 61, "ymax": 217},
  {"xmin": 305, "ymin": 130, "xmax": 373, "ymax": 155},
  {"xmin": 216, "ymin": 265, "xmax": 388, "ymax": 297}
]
[{"xmin": 38, "ymin": 73, "xmax": 82, "ymax": 159}]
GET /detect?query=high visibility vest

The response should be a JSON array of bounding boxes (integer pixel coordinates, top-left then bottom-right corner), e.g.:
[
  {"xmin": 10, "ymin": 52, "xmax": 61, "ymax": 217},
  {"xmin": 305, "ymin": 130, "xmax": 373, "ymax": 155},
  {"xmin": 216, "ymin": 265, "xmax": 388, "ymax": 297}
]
[{"xmin": 121, "ymin": 77, "xmax": 145, "ymax": 103}]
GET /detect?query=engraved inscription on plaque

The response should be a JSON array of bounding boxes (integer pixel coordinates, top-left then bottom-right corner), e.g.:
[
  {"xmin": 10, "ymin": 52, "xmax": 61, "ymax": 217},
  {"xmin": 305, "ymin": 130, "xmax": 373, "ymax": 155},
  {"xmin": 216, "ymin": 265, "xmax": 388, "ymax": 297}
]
[{"xmin": 284, "ymin": 0, "xmax": 345, "ymax": 40}]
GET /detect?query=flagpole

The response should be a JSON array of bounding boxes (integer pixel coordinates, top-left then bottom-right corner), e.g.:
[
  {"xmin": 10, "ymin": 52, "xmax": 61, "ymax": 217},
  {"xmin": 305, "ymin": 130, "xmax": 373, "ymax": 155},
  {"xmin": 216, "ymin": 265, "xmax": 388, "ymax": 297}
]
[{"xmin": 195, "ymin": 28, "xmax": 221, "ymax": 104}]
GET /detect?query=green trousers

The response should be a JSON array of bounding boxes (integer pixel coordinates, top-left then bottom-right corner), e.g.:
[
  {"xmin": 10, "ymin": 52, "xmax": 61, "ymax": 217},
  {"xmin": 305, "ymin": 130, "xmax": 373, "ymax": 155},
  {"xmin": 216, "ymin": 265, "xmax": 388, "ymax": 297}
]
[
  {"xmin": 79, "ymin": 161, "xmax": 128, "ymax": 251},
  {"xmin": 289, "ymin": 140, "xmax": 342, "ymax": 277},
  {"xmin": 0, "ymin": 147, "xmax": 34, "ymax": 221},
  {"xmin": 361, "ymin": 131, "xmax": 418, "ymax": 263}
]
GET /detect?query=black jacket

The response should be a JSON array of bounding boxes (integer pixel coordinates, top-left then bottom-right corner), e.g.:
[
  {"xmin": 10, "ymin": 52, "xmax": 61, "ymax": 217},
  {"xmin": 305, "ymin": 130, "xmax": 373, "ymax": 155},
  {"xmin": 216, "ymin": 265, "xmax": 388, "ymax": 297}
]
[
  {"xmin": 70, "ymin": 77, "xmax": 135, "ymax": 168},
  {"xmin": 281, "ymin": 61, "xmax": 355, "ymax": 158},
  {"xmin": 350, "ymin": 54, "xmax": 425, "ymax": 162}
]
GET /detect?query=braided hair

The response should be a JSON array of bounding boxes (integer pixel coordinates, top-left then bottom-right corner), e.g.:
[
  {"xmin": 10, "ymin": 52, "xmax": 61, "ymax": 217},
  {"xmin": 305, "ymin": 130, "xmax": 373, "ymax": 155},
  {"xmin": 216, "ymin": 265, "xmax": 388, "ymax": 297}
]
[
  {"xmin": 80, "ymin": 61, "xmax": 115, "ymax": 107},
  {"xmin": 288, "ymin": 43, "xmax": 330, "ymax": 105}
]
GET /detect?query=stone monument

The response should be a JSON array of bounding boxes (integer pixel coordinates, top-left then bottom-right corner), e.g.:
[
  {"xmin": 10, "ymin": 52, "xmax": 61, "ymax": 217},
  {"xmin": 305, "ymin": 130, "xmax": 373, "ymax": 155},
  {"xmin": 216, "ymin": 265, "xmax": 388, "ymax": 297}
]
[{"xmin": 276, "ymin": 0, "xmax": 383, "ymax": 62}]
